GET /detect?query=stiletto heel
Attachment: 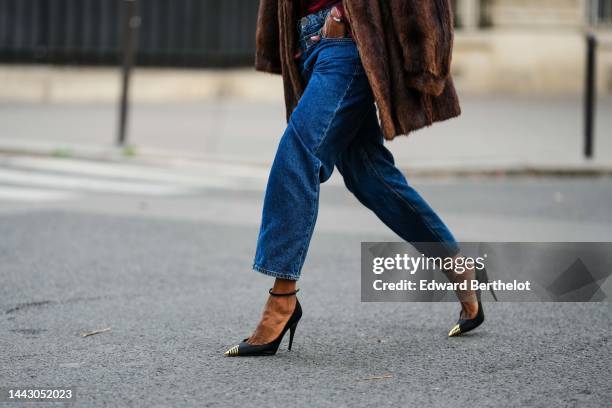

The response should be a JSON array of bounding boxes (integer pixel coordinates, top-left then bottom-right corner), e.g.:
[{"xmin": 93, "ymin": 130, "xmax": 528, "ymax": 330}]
[
  {"xmin": 288, "ymin": 323, "xmax": 298, "ymax": 351},
  {"xmin": 448, "ymin": 267, "xmax": 497, "ymax": 337},
  {"xmin": 224, "ymin": 288, "xmax": 302, "ymax": 357}
]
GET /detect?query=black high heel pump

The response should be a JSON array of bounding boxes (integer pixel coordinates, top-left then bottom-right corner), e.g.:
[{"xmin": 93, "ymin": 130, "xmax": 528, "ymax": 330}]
[
  {"xmin": 448, "ymin": 267, "xmax": 497, "ymax": 337},
  {"xmin": 224, "ymin": 288, "xmax": 302, "ymax": 357}
]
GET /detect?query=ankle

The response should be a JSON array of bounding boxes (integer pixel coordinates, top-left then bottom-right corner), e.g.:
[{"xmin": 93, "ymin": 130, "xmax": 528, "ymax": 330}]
[
  {"xmin": 461, "ymin": 301, "xmax": 479, "ymax": 319},
  {"xmin": 267, "ymin": 295, "xmax": 296, "ymax": 315},
  {"xmin": 272, "ymin": 278, "xmax": 297, "ymax": 294}
]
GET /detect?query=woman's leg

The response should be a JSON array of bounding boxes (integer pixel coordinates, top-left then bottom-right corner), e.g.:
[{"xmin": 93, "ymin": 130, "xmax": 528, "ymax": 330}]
[
  {"xmin": 248, "ymin": 41, "xmax": 374, "ymax": 344},
  {"xmin": 336, "ymin": 108, "xmax": 478, "ymax": 317},
  {"xmin": 336, "ymin": 108, "xmax": 458, "ymax": 255}
]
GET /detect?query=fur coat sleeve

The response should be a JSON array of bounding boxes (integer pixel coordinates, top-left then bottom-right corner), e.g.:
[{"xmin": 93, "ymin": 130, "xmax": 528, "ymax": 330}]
[{"xmin": 383, "ymin": 0, "xmax": 454, "ymax": 96}]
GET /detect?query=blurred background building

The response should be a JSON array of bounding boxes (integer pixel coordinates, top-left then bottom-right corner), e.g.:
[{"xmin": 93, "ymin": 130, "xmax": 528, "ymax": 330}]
[
  {"xmin": 0, "ymin": 0, "xmax": 258, "ymax": 67},
  {"xmin": 0, "ymin": 0, "xmax": 611, "ymax": 103},
  {"xmin": 452, "ymin": 0, "xmax": 612, "ymax": 94}
]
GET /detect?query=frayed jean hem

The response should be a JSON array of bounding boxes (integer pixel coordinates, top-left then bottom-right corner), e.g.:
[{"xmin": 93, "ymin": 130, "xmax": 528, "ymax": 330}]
[{"xmin": 253, "ymin": 264, "xmax": 300, "ymax": 281}]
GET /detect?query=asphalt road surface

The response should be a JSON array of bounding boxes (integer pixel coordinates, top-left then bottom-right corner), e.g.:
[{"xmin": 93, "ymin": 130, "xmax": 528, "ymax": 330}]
[{"xmin": 0, "ymin": 155, "xmax": 610, "ymax": 407}]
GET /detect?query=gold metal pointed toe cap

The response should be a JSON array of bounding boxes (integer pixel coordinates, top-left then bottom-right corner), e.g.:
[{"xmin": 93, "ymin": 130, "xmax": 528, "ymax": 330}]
[
  {"xmin": 448, "ymin": 324, "xmax": 462, "ymax": 337},
  {"xmin": 224, "ymin": 345, "xmax": 240, "ymax": 357}
]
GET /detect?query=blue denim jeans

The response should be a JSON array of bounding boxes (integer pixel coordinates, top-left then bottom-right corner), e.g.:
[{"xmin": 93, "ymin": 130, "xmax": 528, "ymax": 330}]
[{"xmin": 253, "ymin": 11, "xmax": 459, "ymax": 281}]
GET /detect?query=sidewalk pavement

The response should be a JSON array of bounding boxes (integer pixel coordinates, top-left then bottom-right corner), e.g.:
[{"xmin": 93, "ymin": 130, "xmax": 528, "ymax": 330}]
[{"xmin": 0, "ymin": 94, "xmax": 610, "ymax": 175}]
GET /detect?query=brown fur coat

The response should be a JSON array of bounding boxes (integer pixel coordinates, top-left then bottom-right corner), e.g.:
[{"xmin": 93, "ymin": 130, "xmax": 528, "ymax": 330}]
[{"xmin": 255, "ymin": 0, "xmax": 461, "ymax": 140}]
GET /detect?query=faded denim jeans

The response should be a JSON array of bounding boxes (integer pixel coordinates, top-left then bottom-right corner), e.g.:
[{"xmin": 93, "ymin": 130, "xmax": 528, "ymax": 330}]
[{"xmin": 253, "ymin": 9, "xmax": 459, "ymax": 281}]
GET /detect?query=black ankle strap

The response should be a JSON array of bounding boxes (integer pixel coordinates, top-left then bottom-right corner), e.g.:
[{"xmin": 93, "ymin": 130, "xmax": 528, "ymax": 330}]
[{"xmin": 269, "ymin": 288, "xmax": 300, "ymax": 297}]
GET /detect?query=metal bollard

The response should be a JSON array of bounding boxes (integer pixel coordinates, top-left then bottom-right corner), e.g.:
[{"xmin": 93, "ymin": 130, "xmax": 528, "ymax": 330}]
[
  {"xmin": 117, "ymin": 0, "xmax": 140, "ymax": 146},
  {"xmin": 584, "ymin": 33, "xmax": 597, "ymax": 159}
]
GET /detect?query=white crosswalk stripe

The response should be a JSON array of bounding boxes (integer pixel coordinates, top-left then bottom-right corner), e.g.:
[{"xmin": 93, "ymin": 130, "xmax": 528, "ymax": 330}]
[
  {"xmin": 0, "ymin": 155, "xmax": 269, "ymax": 202},
  {"xmin": 0, "ymin": 168, "xmax": 186, "ymax": 195},
  {"xmin": 0, "ymin": 185, "xmax": 78, "ymax": 202}
]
